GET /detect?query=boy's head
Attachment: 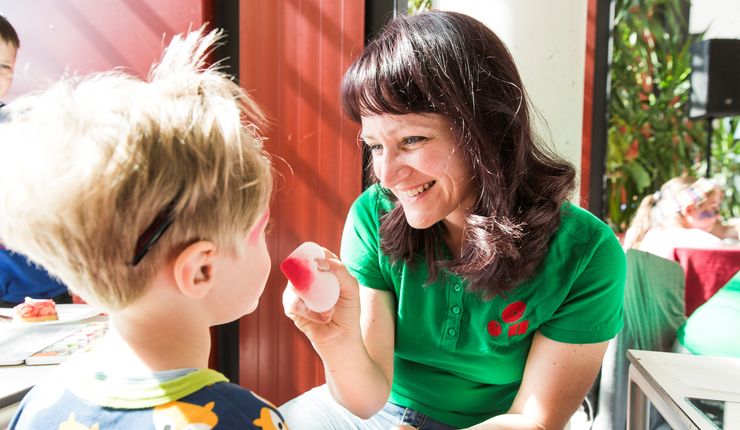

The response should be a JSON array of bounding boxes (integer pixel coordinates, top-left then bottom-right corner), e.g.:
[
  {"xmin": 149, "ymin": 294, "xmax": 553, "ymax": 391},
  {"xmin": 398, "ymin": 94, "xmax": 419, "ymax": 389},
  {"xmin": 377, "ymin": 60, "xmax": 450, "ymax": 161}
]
[
  {"xmin": 0, "ymin": 29, "xmax": 273, "ymax": 313},
  {"xmin": 0, "ymin": 14, "xmax": 19, "ymax": 98}
]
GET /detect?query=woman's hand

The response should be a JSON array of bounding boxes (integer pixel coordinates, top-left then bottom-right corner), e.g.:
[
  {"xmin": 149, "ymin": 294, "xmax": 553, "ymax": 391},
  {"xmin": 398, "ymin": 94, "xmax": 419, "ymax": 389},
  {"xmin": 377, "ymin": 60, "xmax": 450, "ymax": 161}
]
[
  {"xmin": 282, "ymin": 248, "xmax": 397, "ymax": 419},
  {"xmin": 282, "ymin": 249, "xmax": 362, "ymax": 350}
]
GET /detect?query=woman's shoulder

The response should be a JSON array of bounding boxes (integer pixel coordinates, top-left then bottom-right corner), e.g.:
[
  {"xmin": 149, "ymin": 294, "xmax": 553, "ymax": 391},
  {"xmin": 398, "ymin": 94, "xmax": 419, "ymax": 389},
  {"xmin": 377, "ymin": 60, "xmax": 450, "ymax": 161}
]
[{"xmin": 556, "ymin": 202, "xmax": 616, "ymax": 245}]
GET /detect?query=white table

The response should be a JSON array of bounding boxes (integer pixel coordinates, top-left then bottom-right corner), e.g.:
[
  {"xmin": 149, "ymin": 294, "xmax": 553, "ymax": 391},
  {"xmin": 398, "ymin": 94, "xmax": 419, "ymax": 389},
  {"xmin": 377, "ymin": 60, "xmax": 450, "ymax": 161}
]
[
  {"xmin": 627, "ymin": 349, "xmax": 740, "ymax": 430},
  {"xmin": 0, "ymin": 363, "xmax": 57, "ymax": 427},
  {"xmin": 0, "ymin": 363, "xmax": 58, "ymax": 406}
]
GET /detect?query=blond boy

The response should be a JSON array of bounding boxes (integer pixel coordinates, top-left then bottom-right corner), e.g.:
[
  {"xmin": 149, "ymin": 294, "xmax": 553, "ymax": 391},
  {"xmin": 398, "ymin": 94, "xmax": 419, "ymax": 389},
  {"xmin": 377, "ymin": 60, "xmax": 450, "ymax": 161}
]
[{"xmin": 0, "ymin": 29, "xmax": 286, "ymax": 429}]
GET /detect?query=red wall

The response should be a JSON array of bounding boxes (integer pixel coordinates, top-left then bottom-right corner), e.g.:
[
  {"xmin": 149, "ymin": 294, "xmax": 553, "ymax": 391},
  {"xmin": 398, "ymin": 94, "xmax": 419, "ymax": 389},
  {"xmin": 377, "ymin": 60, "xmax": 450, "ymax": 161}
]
[
  {"xmin": 1, "ymin": 0, "xmax": 365, "ymax": 406},
  {"xmin": 1, "ymin": 0, "xmax": 209, "ymax": 99},
  {"xmin": 238, "ymin": 0, "xmax": 365, "ymax": 403}
]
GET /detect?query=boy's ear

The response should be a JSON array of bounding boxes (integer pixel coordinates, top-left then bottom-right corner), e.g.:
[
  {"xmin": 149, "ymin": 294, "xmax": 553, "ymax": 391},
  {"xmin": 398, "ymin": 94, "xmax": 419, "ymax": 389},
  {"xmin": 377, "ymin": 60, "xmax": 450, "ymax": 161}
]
[{"xmin": 173, "ymin": 241, "xmax": 217, "ymax": 300}]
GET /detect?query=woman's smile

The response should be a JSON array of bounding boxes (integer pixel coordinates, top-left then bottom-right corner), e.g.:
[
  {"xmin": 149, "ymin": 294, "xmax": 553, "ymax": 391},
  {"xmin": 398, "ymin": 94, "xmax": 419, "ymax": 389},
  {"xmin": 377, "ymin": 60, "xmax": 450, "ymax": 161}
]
[
  {"xmin": 396, "ymin": 180, "xmax": 436, "ymax": 200},
  {"xmin": 360, "ymin": 113, "xmax": 475, "ymax": 231}
]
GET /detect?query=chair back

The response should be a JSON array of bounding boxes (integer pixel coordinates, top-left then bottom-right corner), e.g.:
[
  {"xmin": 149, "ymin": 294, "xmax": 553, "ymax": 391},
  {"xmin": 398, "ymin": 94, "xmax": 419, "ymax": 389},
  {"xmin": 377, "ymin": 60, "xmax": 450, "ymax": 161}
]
[
  {"xmin": 593, "ymin": 249, "xmax": 686, "ymax": 430},
  {"xmin": 622, "ymin": 249, "xmax": 686, "ymax": 351}
]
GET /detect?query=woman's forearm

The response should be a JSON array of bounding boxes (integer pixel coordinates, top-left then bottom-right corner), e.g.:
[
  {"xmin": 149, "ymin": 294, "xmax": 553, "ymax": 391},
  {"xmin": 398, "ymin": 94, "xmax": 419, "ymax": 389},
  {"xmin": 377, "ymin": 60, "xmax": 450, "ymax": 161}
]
[{"xmin": 317, "ymin": 336, "xmax": 392, "ymax": 419}]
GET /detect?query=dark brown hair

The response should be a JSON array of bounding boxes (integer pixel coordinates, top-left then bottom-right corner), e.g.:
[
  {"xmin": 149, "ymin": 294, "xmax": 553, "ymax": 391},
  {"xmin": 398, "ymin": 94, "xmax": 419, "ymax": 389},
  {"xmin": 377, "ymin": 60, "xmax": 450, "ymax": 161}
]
[
  {"xmin": 341, "ymin": 11, "xmax": 576, "ymax": 298},
  {"xmin": 0, "ymin": 15, "xmax": 20, "ymax": 49}
]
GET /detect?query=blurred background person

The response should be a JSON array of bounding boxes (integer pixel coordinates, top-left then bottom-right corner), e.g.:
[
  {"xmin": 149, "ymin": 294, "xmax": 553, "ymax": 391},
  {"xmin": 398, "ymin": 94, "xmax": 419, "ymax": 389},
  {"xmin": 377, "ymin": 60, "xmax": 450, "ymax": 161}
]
[
  {"xmin": 0, "ymin": 14, "xmax": 70, "ymax": 306},
  {"xmin": 623, "ymin": 175, "xmax": 739, "ymax": 260}
]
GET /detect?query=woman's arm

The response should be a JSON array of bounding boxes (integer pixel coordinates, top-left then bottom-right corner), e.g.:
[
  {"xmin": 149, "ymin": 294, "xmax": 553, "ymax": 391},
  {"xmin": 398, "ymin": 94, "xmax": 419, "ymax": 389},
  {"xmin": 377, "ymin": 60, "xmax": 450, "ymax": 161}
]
[
  {"xmin": 711, "ymin": 220, "xmax": 740, "ymax": 240},
  {"xmin": 283, "ymin": 256, "xmax": 396, "ymax": 418},
  {"xmin": 323, "ymin": 286, "xmax": 395, "ymax": 418},
  {"xmin": 467, "ymin": 331, "xmax": 608, "ymax": 430}
]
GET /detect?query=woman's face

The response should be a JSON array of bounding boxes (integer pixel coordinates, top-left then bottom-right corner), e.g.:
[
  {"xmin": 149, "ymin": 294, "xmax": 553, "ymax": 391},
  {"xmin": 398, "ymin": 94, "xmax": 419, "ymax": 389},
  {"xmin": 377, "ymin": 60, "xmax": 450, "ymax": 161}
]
[
  {"xmin": 684, "ymin": 188, "xmax": 722, "ymax": 231},
  {"xmin": 360, "ymin": 113, "xmax": 476, "ymax": 232}
]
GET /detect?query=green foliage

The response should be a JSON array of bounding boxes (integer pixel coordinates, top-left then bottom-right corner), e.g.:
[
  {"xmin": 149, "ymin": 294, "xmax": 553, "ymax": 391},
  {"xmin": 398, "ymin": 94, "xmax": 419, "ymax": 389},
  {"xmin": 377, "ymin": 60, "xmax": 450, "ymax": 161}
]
[
  {"xmin": 408, "ymin": 0, "xmax": 432, "ymax": 14},
  {"xmin": 606, "ymin": 0, "xmax": 705, "ymax": 231},
  {"xmin": 606, "ymin": 0, "xmax": 740, "ymax": 231},
  {"xmin": 695, "ymin": 117, "xmax": 740, "ymax": 218}
]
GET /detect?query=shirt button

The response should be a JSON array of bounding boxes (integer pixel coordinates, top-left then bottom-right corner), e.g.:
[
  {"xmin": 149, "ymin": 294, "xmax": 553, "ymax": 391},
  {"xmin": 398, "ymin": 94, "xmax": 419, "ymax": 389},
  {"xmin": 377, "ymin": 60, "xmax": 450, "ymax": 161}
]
[
  {"xmin": 452, "ymin": 305, "xmax": 461, "ymax": 314},
  {"xmin": 453, "ymin": 285, "xmax": 462, "ymax": 292},
  {"xmin": 447, "ymin": 328, "xmax": 457, "ymax": 337}
]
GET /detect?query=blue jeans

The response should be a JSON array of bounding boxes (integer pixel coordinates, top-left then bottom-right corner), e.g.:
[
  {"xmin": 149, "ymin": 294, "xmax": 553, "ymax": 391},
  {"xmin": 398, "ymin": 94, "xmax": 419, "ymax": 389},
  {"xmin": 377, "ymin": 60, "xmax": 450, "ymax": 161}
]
[{"xmin": 278, "ymin": 385, "xmax": 456, "ymax": 430}]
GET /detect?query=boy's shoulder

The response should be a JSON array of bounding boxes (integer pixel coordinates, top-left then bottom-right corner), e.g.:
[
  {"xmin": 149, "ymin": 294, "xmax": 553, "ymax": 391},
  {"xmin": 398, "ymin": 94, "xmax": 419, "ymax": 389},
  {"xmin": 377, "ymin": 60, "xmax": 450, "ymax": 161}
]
[
  {"xmin": 10, "ymin": 366, "xmax": 287, "ymax": 430},
  {"xmin": 180, "ymin": 381, "xmax": 287, "ymax": 428}
]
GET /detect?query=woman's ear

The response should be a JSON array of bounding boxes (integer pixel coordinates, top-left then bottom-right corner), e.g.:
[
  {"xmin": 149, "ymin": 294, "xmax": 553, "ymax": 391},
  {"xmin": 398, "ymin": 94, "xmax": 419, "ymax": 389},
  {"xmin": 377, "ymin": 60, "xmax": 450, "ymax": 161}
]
[{"xmin": 173, "ymin": 241, "xmax": 217, "ymax": 300}]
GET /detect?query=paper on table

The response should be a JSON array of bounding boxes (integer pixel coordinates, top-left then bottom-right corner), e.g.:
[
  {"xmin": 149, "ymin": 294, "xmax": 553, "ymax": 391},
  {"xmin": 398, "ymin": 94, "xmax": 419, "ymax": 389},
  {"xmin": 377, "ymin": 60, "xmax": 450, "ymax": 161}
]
[{"xmin": 0, "ymin": 324, "xmax": 86, "ymax": 365}]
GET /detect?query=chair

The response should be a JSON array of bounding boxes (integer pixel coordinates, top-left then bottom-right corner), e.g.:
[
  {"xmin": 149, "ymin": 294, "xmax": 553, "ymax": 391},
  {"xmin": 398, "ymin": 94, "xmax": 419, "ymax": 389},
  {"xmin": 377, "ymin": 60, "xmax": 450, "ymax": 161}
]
[{"xmin": 592, "ymin": 249, "xmax": 686, "ymax": 430}]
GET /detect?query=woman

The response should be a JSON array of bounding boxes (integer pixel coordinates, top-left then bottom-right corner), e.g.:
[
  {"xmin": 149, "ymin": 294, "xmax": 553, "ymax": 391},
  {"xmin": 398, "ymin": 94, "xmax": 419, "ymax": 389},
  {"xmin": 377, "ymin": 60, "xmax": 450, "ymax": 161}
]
[
  {"xmin": 623, "ymin": 175, "xmax": 738, "ymax": 260},
  {"xmin": 281, "ymin": 11, "xmax": 625, "ymax": 430}
]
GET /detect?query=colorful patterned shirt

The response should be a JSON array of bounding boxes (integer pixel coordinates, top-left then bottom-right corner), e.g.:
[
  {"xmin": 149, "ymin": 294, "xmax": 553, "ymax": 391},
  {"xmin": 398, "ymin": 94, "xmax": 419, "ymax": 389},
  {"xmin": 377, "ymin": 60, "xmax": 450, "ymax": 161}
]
[{"xmin": 10, "ymin": 356, "xmax": 288, "ymax": 430}]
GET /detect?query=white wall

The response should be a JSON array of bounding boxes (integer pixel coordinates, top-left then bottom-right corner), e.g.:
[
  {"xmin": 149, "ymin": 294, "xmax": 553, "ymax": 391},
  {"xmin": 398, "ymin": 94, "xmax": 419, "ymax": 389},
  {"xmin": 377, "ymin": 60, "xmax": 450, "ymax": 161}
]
[
  {"xmin": 690, "ymin": 0, "xmax": 740, "ymax": 38},
  {"xmin": 433, "ymin": 0, "xmax": 589, "ymax": 197}
]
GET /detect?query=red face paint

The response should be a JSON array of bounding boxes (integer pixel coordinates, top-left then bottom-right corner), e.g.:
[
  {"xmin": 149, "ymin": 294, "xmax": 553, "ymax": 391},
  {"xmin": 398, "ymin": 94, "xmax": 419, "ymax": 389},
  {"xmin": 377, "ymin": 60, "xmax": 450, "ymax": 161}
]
[
  {"xmin": 280, "ymin": 257, "xmax": 314, "ymax": 292},
  {"xmin": 248, "ymin": 208, "xmax": 270, "ymax": 246}
]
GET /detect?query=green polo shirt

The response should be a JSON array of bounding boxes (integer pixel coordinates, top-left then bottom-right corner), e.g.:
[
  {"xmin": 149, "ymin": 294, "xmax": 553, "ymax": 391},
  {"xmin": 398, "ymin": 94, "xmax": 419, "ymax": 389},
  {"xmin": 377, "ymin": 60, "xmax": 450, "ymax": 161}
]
[{"xmin": 340, "ymin": 184, "xmax": 626, "ymax": 428}]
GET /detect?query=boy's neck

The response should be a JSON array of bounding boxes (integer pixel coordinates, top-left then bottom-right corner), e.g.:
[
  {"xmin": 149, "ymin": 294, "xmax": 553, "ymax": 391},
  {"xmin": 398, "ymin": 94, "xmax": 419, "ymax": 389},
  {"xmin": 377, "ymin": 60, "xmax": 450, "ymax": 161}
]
[{"xmin": 99, "ymin": 286, "xmax": 213, "ymax": 373}]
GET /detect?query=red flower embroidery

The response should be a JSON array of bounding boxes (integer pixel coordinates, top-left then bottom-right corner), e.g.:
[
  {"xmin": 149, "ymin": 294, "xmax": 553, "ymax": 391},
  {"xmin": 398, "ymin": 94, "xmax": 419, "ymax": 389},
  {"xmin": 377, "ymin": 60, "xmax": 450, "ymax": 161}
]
[
  {"xmin": 487, "ymin": 320, "xmax": 502, "ymax": 337},
  {"xmin": 488, "ymin": 301, "xmax": 530, "ymax": 338},
  {"xmin": 502, "ymin": 301, "xmax": 526, "ymax": 323}
]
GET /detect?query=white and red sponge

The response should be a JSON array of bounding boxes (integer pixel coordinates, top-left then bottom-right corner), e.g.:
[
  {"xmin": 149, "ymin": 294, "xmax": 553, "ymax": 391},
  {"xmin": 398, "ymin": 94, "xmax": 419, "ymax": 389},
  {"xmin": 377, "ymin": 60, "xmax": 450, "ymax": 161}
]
[{"xmin": 280, "ymin": 242, "xmax": 340, "ymax": 313}]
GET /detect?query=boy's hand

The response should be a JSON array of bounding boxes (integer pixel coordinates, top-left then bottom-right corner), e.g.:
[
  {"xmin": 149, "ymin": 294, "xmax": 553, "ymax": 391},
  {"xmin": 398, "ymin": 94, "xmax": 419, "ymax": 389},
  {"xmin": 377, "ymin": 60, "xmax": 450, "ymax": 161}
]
[{"xmin": 282, "ymin": 250, "xmax": 361, "ymax": 349}]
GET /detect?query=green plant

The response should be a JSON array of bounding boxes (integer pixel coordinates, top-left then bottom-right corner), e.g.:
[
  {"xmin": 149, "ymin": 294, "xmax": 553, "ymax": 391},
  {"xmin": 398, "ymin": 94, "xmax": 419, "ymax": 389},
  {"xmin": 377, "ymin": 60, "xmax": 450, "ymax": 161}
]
[
  {"xmin": 408, "ymin": 0, "xmax": 431, "ymax": 14},
  {"xmin": 606, "ymin": 0, "xmax": 706, "ymax": 232},
  {"xmin": 695, "ymin": 117, "xmax": 740, "ymax": 218}
]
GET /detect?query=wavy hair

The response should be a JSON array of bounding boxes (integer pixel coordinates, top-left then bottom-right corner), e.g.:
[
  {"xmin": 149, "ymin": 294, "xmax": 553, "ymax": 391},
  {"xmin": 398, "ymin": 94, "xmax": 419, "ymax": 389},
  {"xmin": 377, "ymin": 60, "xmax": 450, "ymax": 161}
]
[{"xmin": 342, "ymin": 11, "xmax": 575, "ymax": 298}]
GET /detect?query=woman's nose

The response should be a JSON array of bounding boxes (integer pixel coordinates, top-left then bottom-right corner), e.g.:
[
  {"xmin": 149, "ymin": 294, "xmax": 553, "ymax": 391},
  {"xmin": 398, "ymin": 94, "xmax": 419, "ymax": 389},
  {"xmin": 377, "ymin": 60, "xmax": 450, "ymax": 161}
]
[{"xmin": 374, "ymin": 153, "xmax": 410, "ymax": 188}]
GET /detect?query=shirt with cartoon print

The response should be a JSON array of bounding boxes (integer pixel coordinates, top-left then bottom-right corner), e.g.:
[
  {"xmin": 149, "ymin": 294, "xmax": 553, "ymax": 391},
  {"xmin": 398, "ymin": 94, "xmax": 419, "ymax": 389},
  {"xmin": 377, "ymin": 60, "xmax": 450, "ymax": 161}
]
[{"xmin": 9, "ymin": 357, "xmax": 288, "ymax": 430}]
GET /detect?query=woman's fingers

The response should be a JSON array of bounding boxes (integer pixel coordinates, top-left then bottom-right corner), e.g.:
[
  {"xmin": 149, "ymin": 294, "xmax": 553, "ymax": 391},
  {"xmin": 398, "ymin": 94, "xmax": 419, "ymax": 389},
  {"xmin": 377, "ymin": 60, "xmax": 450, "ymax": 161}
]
[{"xmin": 314, "ymin": 257, "xmax": 360, "ymax": 301}]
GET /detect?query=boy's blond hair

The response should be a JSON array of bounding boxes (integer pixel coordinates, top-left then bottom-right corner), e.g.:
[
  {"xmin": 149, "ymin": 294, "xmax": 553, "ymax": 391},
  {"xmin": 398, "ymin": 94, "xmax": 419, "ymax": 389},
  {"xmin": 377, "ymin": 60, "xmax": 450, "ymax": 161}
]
[{"xmin": 0, "ymin": 28, "xmax": 272, "ymax": 310}]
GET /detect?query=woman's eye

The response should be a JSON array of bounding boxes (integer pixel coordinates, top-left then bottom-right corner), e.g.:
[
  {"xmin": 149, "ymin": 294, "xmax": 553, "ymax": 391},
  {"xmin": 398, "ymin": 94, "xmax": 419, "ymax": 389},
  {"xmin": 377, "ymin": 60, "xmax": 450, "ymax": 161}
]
[
  {"xmin": 360, "ymin": 139, "xmax": 383, "ymax": 153},
  {"xmin": 402, "ymin": 136, "xmax": 426, "ymax": 145}
]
